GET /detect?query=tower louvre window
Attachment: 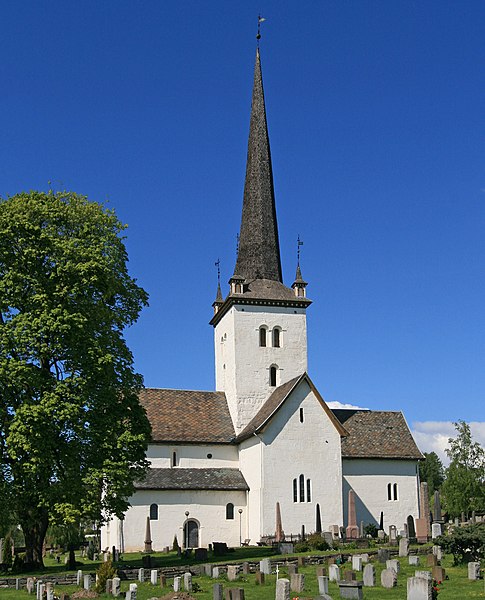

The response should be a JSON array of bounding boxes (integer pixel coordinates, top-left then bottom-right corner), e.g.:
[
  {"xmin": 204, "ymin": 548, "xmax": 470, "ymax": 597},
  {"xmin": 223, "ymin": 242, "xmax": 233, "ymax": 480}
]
[{"xmin": 259, "ymin": 326, "xmax": 267, "ymax": 347}]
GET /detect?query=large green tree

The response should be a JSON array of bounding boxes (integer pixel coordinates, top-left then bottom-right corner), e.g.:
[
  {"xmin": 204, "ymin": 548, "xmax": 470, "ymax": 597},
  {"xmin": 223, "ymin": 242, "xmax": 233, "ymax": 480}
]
[
  {"xmin": 419, "ymin": 451, "xmax": 445, "ymax": 496},
  {"xmin": 441, "ymin": 421, "xmax": 485, "ymax": 518},
  {"xmin": 0, "ymin": 191, "xmax": 150, "ymax": 568}
]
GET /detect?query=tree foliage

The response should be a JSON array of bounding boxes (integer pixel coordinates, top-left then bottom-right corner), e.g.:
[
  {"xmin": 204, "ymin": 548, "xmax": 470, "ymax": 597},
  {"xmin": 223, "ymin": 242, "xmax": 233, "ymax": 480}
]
[
  {"xmin": 435, "ymin": 524, "xmax": 485, "ymax": 564},
  {"xmin": 419, "ymin": 451, "xmax": 445, "ymax": 496},
  {"xmin": 0, "ymin": 191, "xmax": 151, "ymax": 568},
  {"xmin": 441, "ymin": 421, "xmax": 485, "ymax": 518}
]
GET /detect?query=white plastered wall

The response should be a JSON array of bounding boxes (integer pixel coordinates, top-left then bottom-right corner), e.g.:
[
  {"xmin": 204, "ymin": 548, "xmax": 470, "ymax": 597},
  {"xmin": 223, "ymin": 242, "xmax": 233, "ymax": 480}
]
[
  {"xmin": 102, "ymin": 489, "xmax": 247, "ymax": 552},
  {"xmin": 239, "ymin": 378, "xmax": 343, "ymax": 541},
  {"xmin": 342, "ymin": 459, "xmax": 420, "ymax": 532},
  {"xmin": 147, "ymin": 443, "xmax": 239, "ymax": 468},
  {"xmin": 214, "ymin": 304, "xmax": 308, "ymax": 433}
]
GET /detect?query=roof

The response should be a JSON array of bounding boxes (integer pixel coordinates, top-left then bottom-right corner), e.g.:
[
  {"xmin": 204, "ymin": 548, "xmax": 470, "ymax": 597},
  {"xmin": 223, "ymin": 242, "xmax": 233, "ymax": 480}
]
[
  {"xmin": 332, "ymin": 409, "xmax": 423, "ymax": 460},
  {"xmin": 139, "ymin": 388, "xmax": 235, "ymax": 444},
  {"xmin": 236, "ymin": 373, "xmax": 348, "ymax": 442},
  {"xmin": 233, "ymin": 48, "xmax": 282, "ymax": 283},
  {"xmin": 135, "ymin": 468, "xmax": 249, "ymax": 491}
]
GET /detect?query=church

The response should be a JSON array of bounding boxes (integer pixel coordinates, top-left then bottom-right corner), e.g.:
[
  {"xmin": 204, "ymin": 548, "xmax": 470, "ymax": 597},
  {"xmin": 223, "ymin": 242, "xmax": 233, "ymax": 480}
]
[{"xmin": 101, "ymin": 48, "xmax": 422, "ymax": 553}]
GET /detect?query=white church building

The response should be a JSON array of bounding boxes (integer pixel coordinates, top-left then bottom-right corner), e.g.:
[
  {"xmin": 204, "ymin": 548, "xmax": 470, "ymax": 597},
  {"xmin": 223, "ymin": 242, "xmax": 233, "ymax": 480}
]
[{"xmin": 101, "ymin": 48, "xmax": 423, "ymax": 552}]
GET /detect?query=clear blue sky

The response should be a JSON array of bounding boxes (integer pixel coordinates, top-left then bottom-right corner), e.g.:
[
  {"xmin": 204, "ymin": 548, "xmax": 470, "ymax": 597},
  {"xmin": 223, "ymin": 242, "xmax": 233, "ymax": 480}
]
[{"xmin": 1, "ymin": 2, "xmax": 484, "ymax": 433}]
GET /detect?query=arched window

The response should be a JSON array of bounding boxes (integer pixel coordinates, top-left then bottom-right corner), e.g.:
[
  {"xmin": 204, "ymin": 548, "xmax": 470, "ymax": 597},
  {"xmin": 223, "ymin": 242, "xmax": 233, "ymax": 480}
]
[
  {"xmin": 226, "ymin": 503, "xmax": 234, "ymax": 520},
  {"xmin": 293, "ymin": 478, "xmax": 297, "ymax": 502},
  {"xmin": 393, "ymin": 483, "xmax": 398, "ymax": 501},
  {"xmin": 299, "ymin": 474, "xmax": 305, "ymax": 503},
  {"xmin": 272, "ymin": 328, "xmax": 280, "ymax": 348},
  {"xmin": 270, "ymin": 365, "xmax": 277, "ymax": 387},
  {"xmin": 149, "ymin": 503, "xmax": 158, "ymax": 520},
  {"xmin": 387, "ymin": 483, "xmax": 392, "ymax": 501},
  {"xmin": 307, "ymin": 479, "xmax": 311, "ymax": 502},
  {"xmin": 259, "ymin": 327, "xmax": 267, "ymax": 347}
]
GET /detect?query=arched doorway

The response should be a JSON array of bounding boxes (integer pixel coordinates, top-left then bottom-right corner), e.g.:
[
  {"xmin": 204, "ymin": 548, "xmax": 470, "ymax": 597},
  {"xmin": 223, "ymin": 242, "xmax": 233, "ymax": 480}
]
[{"xmin": 183, "ymin": 519, "xmax": 199, "ymax": 548}]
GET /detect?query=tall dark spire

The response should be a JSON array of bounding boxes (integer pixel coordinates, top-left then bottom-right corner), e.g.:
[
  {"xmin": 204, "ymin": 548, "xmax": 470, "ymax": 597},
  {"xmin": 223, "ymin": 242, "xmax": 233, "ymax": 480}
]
[{"xmin": 233, "ymin": 49, "xmax": 282, "ymax": 283}]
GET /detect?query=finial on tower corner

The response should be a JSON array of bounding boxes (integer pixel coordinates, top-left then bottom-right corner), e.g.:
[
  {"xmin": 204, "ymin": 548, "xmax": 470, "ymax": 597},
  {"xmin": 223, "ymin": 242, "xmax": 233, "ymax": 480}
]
[
  {"xmin": 213, "ymin": 258, "xmax": 224, "ymax": 311},
  {"xmin": 257, "ymin": 15, "xmax": 266, "ymax": 46}
]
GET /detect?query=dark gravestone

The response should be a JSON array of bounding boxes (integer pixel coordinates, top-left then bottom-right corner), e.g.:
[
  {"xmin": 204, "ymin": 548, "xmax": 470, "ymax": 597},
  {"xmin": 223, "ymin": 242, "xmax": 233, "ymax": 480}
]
[
  {"xmin": 213, "ymin": 542, "xmax": 229, "ymax": 556},
  {"xmin": 407, "ymin": 515, "xmax": 416, "ymax": 541},
  {"xmin": 195, "ymin": 548, "xmax": 208, "ymax": 561},
  {"xmin": 344, "ymin": 570, "xmax": 357, "ymax": 581},
  {"xmin": 255, "ymin": 572, "xmax": 265, "ymax": 585}
]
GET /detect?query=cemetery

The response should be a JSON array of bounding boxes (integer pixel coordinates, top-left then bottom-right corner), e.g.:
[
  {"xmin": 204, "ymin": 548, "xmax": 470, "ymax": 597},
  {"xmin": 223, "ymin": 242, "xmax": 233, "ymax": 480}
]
[{"xmin": 1, "ymin": 520, "xmax": 485, "ymax": 600}]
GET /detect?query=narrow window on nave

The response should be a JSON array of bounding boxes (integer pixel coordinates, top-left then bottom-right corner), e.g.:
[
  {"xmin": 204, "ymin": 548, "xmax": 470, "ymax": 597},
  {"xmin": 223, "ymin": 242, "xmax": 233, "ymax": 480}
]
[
  {"xmin": 393, "ymin": 483, "xmax": 398, "ymax": 501},
  {"xmin": 149, "ymin": 503, "xmax": 158, "ymax": 520},
  {"xmin": 272, "ymin": 327, "xmax": 280, "ymax": 348},
  {"xmin": 387, "ymin": 483, "xmax": 392, "ymax": 501},
  {"xmin": 299, "ymin": 408, "xmax": 304, "ymax": 423},
  {"xmin": 226, "ymin": 503, "xmax": 234, "ymax": 519},
  {"xmin": 259, "ymin": 327, "xmax": 267, "ymax": 347},
  {"xmin": 306, "ymin": 478, "xmax": 311, "ymax": 502},
  {"xmin": 299, "ymin": 474, "xmax": 305, "ymax": 503},
  {"xmin": 172, "ymin": 451, "xmax": 177, "ymax": 468},
  {"xmin": 293, "ymin": 478, "xmax": 297, "ymax": 502}
]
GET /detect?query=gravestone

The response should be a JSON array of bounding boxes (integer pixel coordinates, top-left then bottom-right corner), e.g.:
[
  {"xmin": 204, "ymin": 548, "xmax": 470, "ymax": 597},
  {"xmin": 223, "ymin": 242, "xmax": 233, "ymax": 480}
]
[
  {"xmin": 328, "ymin": 557, "xmax": 336, "ymax": 565},
  {"xmin": 363, "ymin": 563, "xmax": 375, "ymax": 586},
  {"xmin": 415, "ymin": 518, "xmax": 428, "ymax": 543},
  {"xmin": 204, "ymin": 564, "xmax": 214, "ymax": 576},
  {"xmin": 377, "ymin": 548, "xmax": 389, "ymax": 563},
  {"xmin": 290, "ymin": 573, "xmax": 304, "ymax": 592},
  {"xmin": 432, "ymin": 566, "xmax": 445, "ymax": 581},
  {"xmin": 377, "ymin": 529, "xmax": 385, "ymax": 539},
  {"xmin": 106, "ymin": 579, "xmax": 113, "ymax": 594},
  {"xmin": 351, "ymin": 555, "xmax": 362, "ymax": 571},
  {"xmin": 399, "ymin": 537, "xmax": 409, "ymax": 557},
  {"xmin": 232, "ymin": 589, "xmax": 245, "ymax": 600},
  {"xmin": 279, "ymin": 543, "xmax": 294, "ymax": 554},
  {"xmin": 16, "ymin": 579, "xmax": 20, "ymax": 591},
  {"xmin": 415, "ymin": 571, "xmax": 432, "ymax": 581},
  {"xmin": 389, "ymin": 525, "xmax": 397, "ymax": 545},
  {"xmin": 112, "ymin": 577, "xmax": 121, "ymax": 597},
  {"xmin": 407, "ymin": 576, "xmax": 432, "ymax": 600},
  {"xmin": 76, "ymin": 570, "xmax": 83, "ymax": 586},
  {"xmin": 212, "ymin": 567, "xmax": 221, "ymax": 578},
  {"xmin": 329, "ymin": 564, "xmax": 340, "ymax": 582},
  {"xmin": 287, "ymin": 564, "xmax": 297, "ymax": 576},
  {"xmin": 323, "ymin": 532, "xmax": 333, "ymax": 545},
  {"xmin": 39, "ymin": 584, "xmax": 46, "ymax": 600},
  {"xmin": 36, "ymin": 581, "xmax": 42, "ymax": 600},
  {"xmin": 298, "ymin": 556, "xmax": 306, "ymax": 567},
  {"xmin": 317, "ymin": 575, "xmax": 329, "ymax": 595},
  {"xmin": 409, "ymin": 556, "xmax": 420, "ymax": 566},
  {"xmin": 150, "ymin": 570, "xmax": 157, "ymax": 585},
  {"xmin": 426, "ymin": 554, "xmax": 437, "ymax": 567},
  {"xmin": 386, "ymin": 558, "xmax": 400, "ymax": 573},
  {"xmin": 227, "ymin": 566, "xmax": 238, "ymax": 581},
  {"xmin": 316, "ymin": 566, "xmax": 327, "ymax": 577},
  {"xmin": 337, "ymin": 580, "xmax": 363, "ymax": 599},
  {"xmin": 431, "ymin": 523, "xmax": 442, "ymax": 539},
  {"xmin": 27, "ymin": 577, "xmax": 34, "ymax": 594},
  {"xmin": 46, "ymin": 583, "xmax": 54, "ymax": 600},
  {"xmin": 346, "ymin": 490, "xmax": 359, "ymax": 539},
  {"xmin": 381, "ymin": 568, "xmax": 397, "ymax": 588},
  {"xmin": 213, "ymin": 583, "xmax": 223, "ymax": 600},
  {"xmin": 256, "ymin": 571, "xmax": 265, "ymax": 585},
  {"xmin": 126, "ymin": 583, "xmax": 137, "ymax": 600},
  {"xmin": 184, "ymin": 572, "xmax": 192, "ymax": 592},
  {"xmin": 260, "ymin": 559, "xmax": 271, "ymax": 574},
  {"xmin": 160, "ymin": 574, "xmax": 167, "ymax": 588},
  {"xmin": 195, "ymin": 548, "xmax": 208, "ymax": 560},
  {"xmin": 242, "ymin": 562, "xmax": 250, "ymax": 575},
  {"xmin": 344, "ymin": 570, "xmax": 356, "ymax": 581},
  {"xmin": 276, "ymin": 578, "xmax": 290, "ymax": 600},
  {"xmin": 173, "ymin": 576, "xmax": 182, "ymax": 591},
  {"xmin": 420, "ymin": 482, "xmax": 431, "ymax": 536},
  {"xmin": 360, "ymin": 553, "xmax": 369, "ymax": 563},
  {"xmin": 468, "ymin": 562, "xmax": 480, "ymax": 580},
  {"xmin": 83, "ymin": 575, "xmax": 91, "ymax": 590},
  {"xmin": 138, "ymin": 568, "xmax": 144, "ymax": 582},
  {"xmin": 329, "ymin": 524, "xmax": 340, "ymax": 538}
]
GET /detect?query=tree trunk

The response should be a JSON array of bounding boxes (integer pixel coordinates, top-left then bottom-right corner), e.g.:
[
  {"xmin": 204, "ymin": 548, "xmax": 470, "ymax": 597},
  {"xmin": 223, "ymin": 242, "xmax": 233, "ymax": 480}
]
[{"xmin": 20, "ymin": 512, "xmax": 49, "ymax": 570}]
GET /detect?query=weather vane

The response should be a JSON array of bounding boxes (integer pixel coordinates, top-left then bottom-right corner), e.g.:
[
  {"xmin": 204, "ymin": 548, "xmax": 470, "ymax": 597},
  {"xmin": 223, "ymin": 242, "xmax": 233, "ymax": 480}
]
[
  {"xmin": 297, "ymin": 235, "xmax": 304, "ymax": 265},
  {"xmin": 257, "ymin": 15, "xmax": 266, "ymax": 46},
  {"xmin": 215, "ymin": 258, "xmax": 221, "ymax": 285}
]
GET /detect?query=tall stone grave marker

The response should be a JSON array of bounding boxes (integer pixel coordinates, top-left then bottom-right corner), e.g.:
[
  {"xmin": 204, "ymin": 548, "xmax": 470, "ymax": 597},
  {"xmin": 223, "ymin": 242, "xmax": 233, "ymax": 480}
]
[
  {"xmin": 184, "ymin": 572, "xmax": 193, "ymax": 592},
  {"xmin": 290, "ymin": 573, "xmax": 304, "ymax": 593},
  {"xmin": 346, "ymin": 489, "xmax": 359, "ymax": 539},
  {"xmin": 276, "ymin": 578, "xmax": 290, "ymax": 600},
  {"xmin": 213, "ymin": 583, "xmax": 223, "ymax": 600},
  {"xmin": 317, "ymin": 575, "xmax": 329, "ymax": 595},
  {"xmin": 419, "ymin": 482, "xmax": 431, "ymax": 536},
  {"xmin": 173, "ymin": 577, "xmax": 182, "ymax": 591},
  {"xmin": 468, "ymin": 562, "xmax": 480, "ymax": 580},
  {"xmin": 329, "ymin": 564, "xmax": 340, "ymax": 582},
  {"xmin": 84, "ymin": 574, "xmax": 91, "ymax": 590},
  {"xmin": 399, "ymin": 537, "xmax": 409, "ymax": 557},
  {"xmin": 363, "ymin": 564, "xmax": 375, "ymax": 586},
  {"xmin": 150, "ymin": 570, "xmax": 158, "ymax": 585}
]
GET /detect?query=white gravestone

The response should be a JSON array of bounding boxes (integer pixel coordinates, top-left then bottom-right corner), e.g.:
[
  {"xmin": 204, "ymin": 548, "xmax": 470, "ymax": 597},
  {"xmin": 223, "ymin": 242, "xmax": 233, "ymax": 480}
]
[
  {"xmin": 212, "ymin": 566, "xmax": 220, "ymax": 578},
  {"xmin": 399, "ymin": 537, "xmax": 409, "ymax": 557},
  {"xmin": 227, "ymin": 565, "xmax": 238, "ymax": 581},
  {"xmin": 381, "ymin": 568, "xmax": 397, "ymax": 588},
  {"xmin": 468, "ymin": 562, "xmax": 480, "ymax": 580},
  {"xmin": 138, "ymin": 568, "xmax": 144, "ymax": 582},
  {"xmin": 275, "ymin": 578, "xmax": 290, "ymax": 600},
  {"xmin": 112, "ymin": 577, "xmax": 121, "ymax": 597},
  {"xmin": 290, "ymin": 573, "xmax": 304, "ymax": 593},
  {"xmin": 77, "ymin": 570, "xmax": 83, "ymax": 586},
  {"xmin": 150, "ymin": 569, "xmax": 157, "ymax": 585},
  {"xmin": 329, "ymin": 564, "xmax": 340, "ymax": 582},
  {"xmin": 409, "ymin": 556, "xmax": 420, "ymax": 566},
  {"xmin": 173, "ymin": 576, "xmax": 182, "ymax": 591},
  {"xmin": 407, "ymin": 576, "xmax": 432, "ymax": 600},
  {"xmin": 352, "ymin": 555, "xmax": 363, "ymax": 571},
  {"xmin": 46, "ymin": 583, "xmax": 54, "ymax": 600},
  {"xmin": 386, "ymin": 559, "xmax": 400, "ymax": 573},
  {"xmin": 415, "ymin": 571, "xmax": 432, "ymax": 581},
  {"xmin": 431, "ymin": 523, "xmax": 442, "ymax": 539},
  {"xmin": 318, "ymin": 575, "xmax": 329, "ymax": 595},
  {"xmin": 260, "ymin": 558, "xmax": 271, "ymax": 575},
  {"xmin": 184, "ymin": 572, "xmax": 192, "ymax": 591},
  {"xmin": 363, "ymin": 563, "xmax": 375, "ymax": 586},
  {"xmin": 83, "ymin": 574, "xmax": 91, "ymax": 590}
]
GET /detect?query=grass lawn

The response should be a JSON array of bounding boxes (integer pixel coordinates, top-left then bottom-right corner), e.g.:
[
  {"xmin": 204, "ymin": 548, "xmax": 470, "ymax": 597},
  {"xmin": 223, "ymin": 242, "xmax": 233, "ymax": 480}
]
[{"xmin": 1, "ymin": 550, "xmax": 485, "ymax": 599}]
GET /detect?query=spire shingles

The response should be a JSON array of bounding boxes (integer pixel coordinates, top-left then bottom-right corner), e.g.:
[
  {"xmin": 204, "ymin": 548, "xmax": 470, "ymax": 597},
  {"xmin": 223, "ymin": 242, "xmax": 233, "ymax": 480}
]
[{"xmin": 233, "ymin": 49, "xmax": 282, "ymax": 283}]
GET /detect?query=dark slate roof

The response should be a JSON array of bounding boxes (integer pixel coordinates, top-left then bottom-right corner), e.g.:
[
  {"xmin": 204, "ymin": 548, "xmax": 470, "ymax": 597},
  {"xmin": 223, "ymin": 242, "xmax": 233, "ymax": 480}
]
[
  {"xmin": 135, "ymin": 468, "xmax": 249, "ymax": 491},
  {"xmin": 332, "ymin": 409, "xmax": 423, "ymax": 460},
  {"xmin": 233, "ymin": 48, "xmax": 282, "ymax": 283},
  {"xmin": 139, "ymin": 388, "xmax": 235, "ymax": 444},
  {"xmin": 236, "ymin": 373, "xmax": 348, "ymax": 442}
]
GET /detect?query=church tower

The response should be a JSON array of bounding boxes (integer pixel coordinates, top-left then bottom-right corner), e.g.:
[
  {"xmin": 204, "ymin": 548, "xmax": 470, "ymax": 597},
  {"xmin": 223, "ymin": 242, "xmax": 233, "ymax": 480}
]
[{"xmin": 210, "ymin": 49, "xmax": 311, "ymax": 433}]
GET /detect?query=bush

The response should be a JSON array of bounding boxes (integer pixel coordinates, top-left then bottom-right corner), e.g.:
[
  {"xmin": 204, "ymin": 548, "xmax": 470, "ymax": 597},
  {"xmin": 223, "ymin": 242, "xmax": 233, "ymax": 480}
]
[
  {"xmin": 95, "ymin": 559, "xmax": 117, "ymax": 593},
  {"xmin": 364, "ymin": 523, "xmax": 378, "ymax": 538},
  {"xmin": 294, "ymin": 542, "xmax": 309, "ymax": 553},
  {"xmin": 435, "ymin": 523, "xmax": 485, "ymax": 564},
  {"xmin": 306, "ymin": 533, "xmax": 330, "ymax": 551},
  {"xmin": 86, "ymin": 541, "xmax": 96, "ymax": 561},
  {"xmin": 2, "ymin": 535, "xmax": 13, "ymax": 570}
]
